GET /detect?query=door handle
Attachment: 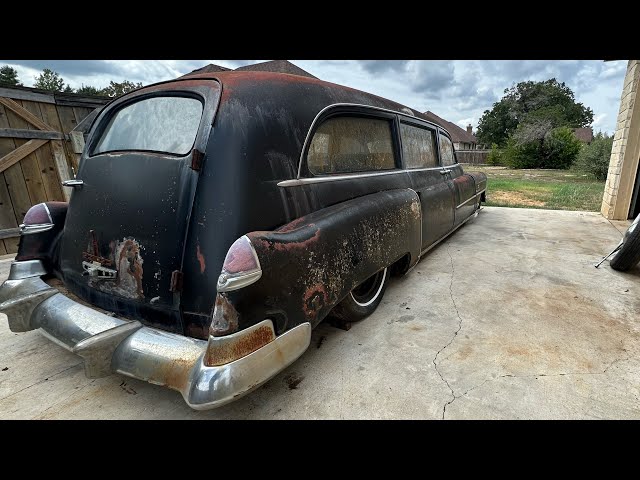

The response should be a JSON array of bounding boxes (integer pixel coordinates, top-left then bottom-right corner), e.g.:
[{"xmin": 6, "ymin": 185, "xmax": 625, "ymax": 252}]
[{"xmin": 62, "ymin": 179, "xmax": 83, "ymax": 187}]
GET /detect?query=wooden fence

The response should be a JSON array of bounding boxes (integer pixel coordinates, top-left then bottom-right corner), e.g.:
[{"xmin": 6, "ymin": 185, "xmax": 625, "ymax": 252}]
[
  {"xmin": 0, "ymin": 86, "xmax": 109, "ymax": 254},
  {"xmin": 456, "ymin": 149, "xmax": 489, "ymax": 165}
]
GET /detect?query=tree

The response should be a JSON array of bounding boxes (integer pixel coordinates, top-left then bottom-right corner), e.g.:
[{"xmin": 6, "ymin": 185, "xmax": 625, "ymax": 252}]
[
  {"xmin": 476, "ymin": 79, "xmax": 594, "ymax": 147},
  {"xmin": 0, "ymin": 65, "xmax": 22, "ymax": 86},
  {"xmin": 75, "ymin": 84, "xmax": 106, "ymax": 96},
  {"xmin": 101, "ymin": 80, "xmax": 143, "ymax": 98},
  {"xmin": 33, "ymin": 68, "xmax": 68, "ymax": 92},
  {"xmin": 574, "ymin": 132, "xmax": 613, "ymax": 180}
]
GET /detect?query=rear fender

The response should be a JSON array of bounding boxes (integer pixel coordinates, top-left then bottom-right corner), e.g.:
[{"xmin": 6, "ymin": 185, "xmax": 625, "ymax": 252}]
[
  {"xmin": 16, "ymin": 202, "xmax": 68, "ymax": 273},
  {"xmin": 220, "ymin": 189, "xmax": 422, "ymax": 334}
]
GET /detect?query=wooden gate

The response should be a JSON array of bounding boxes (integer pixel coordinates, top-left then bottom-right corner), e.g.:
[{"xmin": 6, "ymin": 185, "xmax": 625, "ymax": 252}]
[{"xmin": 0, "ymin": 86, "xmax": 109, "ymax": 254}]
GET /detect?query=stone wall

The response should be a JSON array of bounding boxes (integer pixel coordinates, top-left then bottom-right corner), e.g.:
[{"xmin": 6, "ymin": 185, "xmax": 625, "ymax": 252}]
[{"xmin": 602, "ymin": 60, "xmax": 640, "ymax": 219}]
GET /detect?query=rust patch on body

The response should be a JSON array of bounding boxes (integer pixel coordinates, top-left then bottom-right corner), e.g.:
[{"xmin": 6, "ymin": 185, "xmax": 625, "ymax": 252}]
[
  {"xmin": 196, "ymin": 243, "xmax": 206, "ymax": 273},
  {"xmin": 149, "ymin": 351, "xmax": 202, "ymax": 393},
  {"xmin": 204, "ymin": 323, "xmax": 275, "ymax": 367},
  {"xmin": 275, "ymin": 216, "xmax": 307, "ymax": 233},
  {"xmin": 303, "ymin": 283, "xmax": 329, "ymax": 320},
  {"xmin": 90, "ymin": 237, "xmax": 144, "ymax": 300},
  {"xmin": 251, "ymin": 224, "xmax": 320, "ymax": 252},
  {"xmin": 209, "ymin": 293, "xmax": 239, "ymax": 336}
]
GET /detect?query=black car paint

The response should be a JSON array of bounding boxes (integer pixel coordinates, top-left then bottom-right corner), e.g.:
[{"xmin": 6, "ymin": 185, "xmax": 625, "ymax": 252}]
[{"xmin": 17, "ymin": 71, "xmax": 487, "ymax": 341}]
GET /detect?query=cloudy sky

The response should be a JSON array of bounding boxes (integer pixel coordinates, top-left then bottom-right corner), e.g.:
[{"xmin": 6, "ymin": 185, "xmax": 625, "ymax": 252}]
[{"xmin": 1, "ymin": 60, "xmax": 629, "ymax": 134}]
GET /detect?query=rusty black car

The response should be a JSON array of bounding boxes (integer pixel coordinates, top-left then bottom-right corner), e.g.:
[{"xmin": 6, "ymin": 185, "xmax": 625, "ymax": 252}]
[{"xmin": 0, "ymin": 71, "xmax": 487, "ymax": 409}]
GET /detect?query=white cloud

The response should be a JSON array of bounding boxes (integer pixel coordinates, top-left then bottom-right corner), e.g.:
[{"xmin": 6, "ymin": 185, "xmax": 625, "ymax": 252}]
[{"xmin": 0, "ymin": 59, "xmax": 629, "ymax": 134}]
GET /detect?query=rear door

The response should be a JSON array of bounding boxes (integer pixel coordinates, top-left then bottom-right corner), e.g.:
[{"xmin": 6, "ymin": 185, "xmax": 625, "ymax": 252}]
[
  {"xmin": 438, "ymin": 132, "xmax": 476, "ymax": 226},
  {"xmin": 59, "ymin": 80, "xmax": 220, "ymax": 323},
  {"xmin": 401, "ymin": 120, "xmax": 455, "ymax": 249}
]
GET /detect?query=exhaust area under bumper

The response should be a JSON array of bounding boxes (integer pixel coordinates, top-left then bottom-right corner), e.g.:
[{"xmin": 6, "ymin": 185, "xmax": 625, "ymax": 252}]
[{"xmin": 0, "ymin": 260, "xmax": 311, "ymax": 410}]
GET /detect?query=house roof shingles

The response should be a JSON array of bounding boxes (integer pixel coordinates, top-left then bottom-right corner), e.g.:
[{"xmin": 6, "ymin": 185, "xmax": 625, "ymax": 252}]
[{"xmin": 422, "ymin": 111, "xmax": 477, "ymax": 145}]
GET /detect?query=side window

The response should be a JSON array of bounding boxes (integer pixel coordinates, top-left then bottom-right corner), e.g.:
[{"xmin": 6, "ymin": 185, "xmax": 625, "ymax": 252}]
[
  {"xmin": 400, "ymin": 123, "xmax": 437, "ymax": 169},
  {"xmin": 307, "ymin": 116, "xmax": 396, "ymax": 175},
  {"xmin": 439, "ymin": 133, "xmax": 456, "ymax": 166}
]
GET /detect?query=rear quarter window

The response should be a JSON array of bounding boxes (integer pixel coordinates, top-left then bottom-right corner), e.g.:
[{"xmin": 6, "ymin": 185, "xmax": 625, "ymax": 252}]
[
  {"xmin": 307, "ymin": 116, "xmax": 396, "ymax": 175},
  {"xmin": 439, "ymin": 133, "xmax": 456, "ymax": 166},
  {"xmin": 93, "ymin": 96, "xmax": 203, "ymax": 156}
]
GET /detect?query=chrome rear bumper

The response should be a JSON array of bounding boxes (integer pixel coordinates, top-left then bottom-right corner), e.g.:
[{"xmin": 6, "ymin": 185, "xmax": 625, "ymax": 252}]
[{"xmin": 0, "ymin": 260, "xmax": 311, "ymax": 410}]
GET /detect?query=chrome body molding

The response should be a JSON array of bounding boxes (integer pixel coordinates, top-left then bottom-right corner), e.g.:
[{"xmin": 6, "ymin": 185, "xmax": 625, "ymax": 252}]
[
  {"xmin": 19, "ymin": 223, "xmax": 55, "ymax": 235},
  {"xmin": 456, "ymin": 188, "xmax": 486, "ymax": 209},
  {"xmin": 0, "ymin": 260, "xmax": 312, "ymax": 410}
]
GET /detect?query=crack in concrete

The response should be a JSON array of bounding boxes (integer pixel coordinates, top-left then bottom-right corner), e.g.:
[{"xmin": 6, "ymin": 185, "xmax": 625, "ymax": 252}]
[
  {"xmin": 432, "ymin": 245, "xmax": 464, "ymax": 419},
  {"xmin": 442, "ymin": 351, "xmax": 633, "ymax": 417}
]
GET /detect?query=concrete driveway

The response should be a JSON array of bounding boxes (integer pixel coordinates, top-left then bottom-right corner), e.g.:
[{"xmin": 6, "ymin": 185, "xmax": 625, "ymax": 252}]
[{"xmin": 1, "ymin": 206, "xmax": 639, "ymax": 419}]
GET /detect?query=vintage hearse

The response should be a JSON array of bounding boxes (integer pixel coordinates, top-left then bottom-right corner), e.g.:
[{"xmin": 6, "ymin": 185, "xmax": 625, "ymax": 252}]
[{"xmin": 0, "ymin": 71, "xmax": 486, "ymax": 409}]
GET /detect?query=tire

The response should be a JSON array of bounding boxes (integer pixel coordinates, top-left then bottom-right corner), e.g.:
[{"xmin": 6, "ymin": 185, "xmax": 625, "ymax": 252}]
[
  {"xmin": 610, "ymin": 214, "xmax": 640, "ymax": 271},
  {"xmin": 330, "ymin": 268, "xmax": 389, "ymax": 322}
]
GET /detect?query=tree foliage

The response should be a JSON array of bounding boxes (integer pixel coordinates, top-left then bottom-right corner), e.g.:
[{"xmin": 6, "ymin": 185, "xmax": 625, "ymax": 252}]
[
  {"xmin": 0, "ymin": 65, "xmax": 22, "ymax": 86},
  {"xmin": 476, "ymin": 79, "xmax": 594, "ymax": 147},
  {"xmin": 75, "ymin": 84, "xmax": 106, "ymax": 96},
  {"xmin": 101, "ymin": 80, "xmax": 143, "ymax": 98},
  {"xmin": 574, "ymin": 132, "xmax": 613, "ymax": 180},
  {"xmin": 33, "ymin": 68, "xmax": 69, "ymax": 92}
]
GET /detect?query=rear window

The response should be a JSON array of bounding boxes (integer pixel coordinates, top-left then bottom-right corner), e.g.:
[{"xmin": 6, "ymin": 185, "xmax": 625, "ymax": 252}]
[
  {"xmin": 400, "ymin": 123, "xmax": 437, "ymax": 168},
  {"xmin": 307, "ymin": 116, "xmax": 396, "ymax": 175},
  {"xmin": 93, "ymin": 96, "xmax": 203, "ymax": 156}
]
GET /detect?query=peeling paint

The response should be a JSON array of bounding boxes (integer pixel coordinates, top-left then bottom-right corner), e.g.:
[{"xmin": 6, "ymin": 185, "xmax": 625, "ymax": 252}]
[
  {"xmin": 90, "ymin": 237, "xmax": 145, "ymax": 300},
  {"xmin": 209, "ymin": 293, "xmax": 239, "ymax": 336}
]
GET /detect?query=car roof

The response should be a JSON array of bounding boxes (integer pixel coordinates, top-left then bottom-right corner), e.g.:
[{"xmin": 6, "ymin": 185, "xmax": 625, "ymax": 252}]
[{"xmin": 175, "ymin": 70, "xmax": 449, "ymax": 136}]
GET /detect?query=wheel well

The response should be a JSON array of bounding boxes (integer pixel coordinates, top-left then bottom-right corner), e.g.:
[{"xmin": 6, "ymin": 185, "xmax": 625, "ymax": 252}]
[{"xmin": 390, "ymin": 253, "xmax": 412, "ymax": 276}]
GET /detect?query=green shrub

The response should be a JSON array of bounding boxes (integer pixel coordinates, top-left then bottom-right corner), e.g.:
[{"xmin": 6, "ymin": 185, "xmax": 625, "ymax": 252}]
[
  {"xmin": 502, "ymin": 126, "xmax": 582, "ymax": 170},
  {"xmin": 574, "ymin": 132, "xmax": 613, "ymax": 180},
  {"xmin": 486, "ymin": 144, "xmax": 504, "ymax": 165},
  {"xmin": 543, "ymin": 127, "xmax": 582, "ymax": 169}
]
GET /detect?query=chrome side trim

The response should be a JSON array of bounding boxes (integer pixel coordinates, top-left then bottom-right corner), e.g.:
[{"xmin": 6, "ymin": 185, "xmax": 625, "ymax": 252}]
[
  {"xmin": 217, "ymin": 269, "xmax": 262, "ymax": 292},
  {"xmin": 456, "ymin": 189, "xmax": 486, "ymax": 210},
  {"xmin": 19, "ymin": 223, "xmax": 55, "ymax": 235},
  {"xmin": 278, "ymin": 169, "xmax": 407, "ymax": 187},
  {"xmin": 0, "ymin": 262, "xmax": 312, "ymax": 410},
  {"xmin": 8, "ymin": 260, "xmax": 48, "ymax": 280}
]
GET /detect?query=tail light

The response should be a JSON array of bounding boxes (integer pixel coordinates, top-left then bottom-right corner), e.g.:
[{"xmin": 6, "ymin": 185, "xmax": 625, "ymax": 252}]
[
  {"xmin": 20, "ymin": 203, "xmax": 54, "ymax": 235},
  {"xmin": 216, "ymin": 235, "xmax": 262, "ymax": 292}
]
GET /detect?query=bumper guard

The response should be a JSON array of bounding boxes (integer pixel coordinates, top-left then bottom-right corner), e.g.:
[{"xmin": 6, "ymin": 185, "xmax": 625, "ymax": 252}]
[{"xmin": 0, "ymin": 260, "xmax": 311, "ymax": 410}]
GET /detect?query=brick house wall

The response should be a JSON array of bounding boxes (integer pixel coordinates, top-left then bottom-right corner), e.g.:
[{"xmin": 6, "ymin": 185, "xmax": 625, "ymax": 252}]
[{"xmin": 601, "ymin": 60, "xmax": 640, "ymax": 220}]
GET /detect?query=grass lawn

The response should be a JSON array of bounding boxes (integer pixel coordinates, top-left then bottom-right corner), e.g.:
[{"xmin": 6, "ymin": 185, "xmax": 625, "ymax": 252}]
[{"xmin": 465, "ymin": 165, "xmax": 605, "ymax": 211}]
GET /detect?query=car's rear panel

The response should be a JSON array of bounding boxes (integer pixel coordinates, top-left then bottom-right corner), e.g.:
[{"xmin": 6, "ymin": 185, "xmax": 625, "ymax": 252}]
[{"xmin": 58, "ymin": 79, "xmax": 221, "ymax": 334}]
